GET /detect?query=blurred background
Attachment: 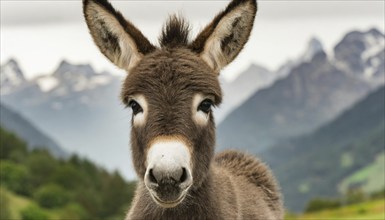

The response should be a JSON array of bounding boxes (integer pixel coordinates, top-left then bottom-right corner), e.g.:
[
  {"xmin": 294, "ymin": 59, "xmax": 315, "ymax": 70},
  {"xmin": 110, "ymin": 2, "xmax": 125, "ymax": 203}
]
[{"xmin": 1, "ymin": 0, "xmax": 384, "ymax": 219}]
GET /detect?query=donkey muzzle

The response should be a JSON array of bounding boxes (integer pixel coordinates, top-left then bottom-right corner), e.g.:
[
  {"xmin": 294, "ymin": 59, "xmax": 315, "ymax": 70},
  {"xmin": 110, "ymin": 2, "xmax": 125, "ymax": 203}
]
[{"xmin": 144, "ymin": 138, "xmax": 193, "ymax": 208}]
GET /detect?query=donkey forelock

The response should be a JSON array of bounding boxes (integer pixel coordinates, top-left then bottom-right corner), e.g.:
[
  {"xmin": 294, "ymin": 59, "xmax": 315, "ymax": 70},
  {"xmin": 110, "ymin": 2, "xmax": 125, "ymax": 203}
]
[{"xmin": 159, "ymin": 15, "xmax": 190, "ymax": 48}]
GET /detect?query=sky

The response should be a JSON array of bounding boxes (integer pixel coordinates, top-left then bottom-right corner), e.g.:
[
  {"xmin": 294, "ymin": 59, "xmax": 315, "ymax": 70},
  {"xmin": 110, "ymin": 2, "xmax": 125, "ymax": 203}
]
[{"xmin": 1, "ymin": 0, "xmax": 384, "ymax": 82}]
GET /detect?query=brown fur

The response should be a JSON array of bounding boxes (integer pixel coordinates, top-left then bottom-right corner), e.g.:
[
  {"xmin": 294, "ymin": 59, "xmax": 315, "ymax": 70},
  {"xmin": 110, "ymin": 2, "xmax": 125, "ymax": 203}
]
[
  {"xmin": 127, "ymin": 150, "xmax": 283, "ymax": 220},
  {"xmin": 83, "ymin": 0, "xmax": 155, "ymax": 55},
  {"xmin": 190, "ymin": 0, "xmax": 256, "ymax": 53},
  {"xmin": 189, "ymin": 0, "xmax": 257, "ymax": 70},
  {"xmin": 159, "ymin": 16, "xmax": 190, "ymax": 48},
  {"xmin": 83, "ymin": 0, "xmax": 283, "ymax": 219}
]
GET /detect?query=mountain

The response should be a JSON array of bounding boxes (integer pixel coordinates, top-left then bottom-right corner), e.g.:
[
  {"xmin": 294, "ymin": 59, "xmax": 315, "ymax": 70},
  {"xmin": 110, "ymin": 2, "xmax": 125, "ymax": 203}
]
[
  {"xmin": 217, "ymin": 29, "xmax": 384, "ymax": 151},
  {"xmin": 334, "ymin": 28, "xmax": 384, "ymax": 83},
  {"xmin": 37, "ymin": 60, "xmax": 113, "ymax": 94},
  {"xmin": 0, "ymin": 60, "xmax": 134, "ymax": 179},
  {"xmin": 0, "ymin": 103, "xmax": 67, "ymax": 158},
  {"xmin": 216, "ymin": 64, "xmax": 274, "ymax": 122},
  {"xmin": 260, "ymin": 85, "xmax": 385, "ymax": 212},
  {"xmin": 215, "ymin": 38, "xmax": 325, "ymax": 123},
  {"xmin": 1, "ymin": 59, "xmax": 27, "ymax": 95},
  {"xmin": 276, "ymin": 37, "xmax": 324, "ymax": 78},
  {"xmin": 301, "ymin": 37, "xmax": 324, "ymax": 62}
]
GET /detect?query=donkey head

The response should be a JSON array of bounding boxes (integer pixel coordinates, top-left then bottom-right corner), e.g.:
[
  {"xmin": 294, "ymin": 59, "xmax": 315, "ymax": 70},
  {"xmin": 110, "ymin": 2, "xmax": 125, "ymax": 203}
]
[{"xmin": 84, "ymin": 0, "xmax": 256, "ymax": 208}]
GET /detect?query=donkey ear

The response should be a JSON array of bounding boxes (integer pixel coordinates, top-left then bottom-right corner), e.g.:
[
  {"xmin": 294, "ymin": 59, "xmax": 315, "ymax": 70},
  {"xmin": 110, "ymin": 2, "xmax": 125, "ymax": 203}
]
[
  {"xmin": 190, "ymin": 0, "xmax": 257, "ymax": 73},
  {"xmin": 83, "ymin": 0, "xmax": 155, "ymax": 71}
]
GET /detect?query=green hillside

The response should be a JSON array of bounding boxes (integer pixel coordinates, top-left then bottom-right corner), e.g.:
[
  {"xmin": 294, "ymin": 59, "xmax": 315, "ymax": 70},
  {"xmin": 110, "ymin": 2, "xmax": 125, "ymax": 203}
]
[
  {"xmin": 288, "ymin": 199, "xmax": 385, "ymax": 220},
  {"xmin": 339, "ymin": 152, "xmax": 385, "ymax": 194},
  {"xmin": 0, "ymin": 127, "xmax": 136, "ymax": 220},
  {"xmin": 1, "ymin": 187, "xmax": 56, "ymax": 220},
  {"xmin": 262, "ymin": 86, "xmax": 385, "ymax": 212}
]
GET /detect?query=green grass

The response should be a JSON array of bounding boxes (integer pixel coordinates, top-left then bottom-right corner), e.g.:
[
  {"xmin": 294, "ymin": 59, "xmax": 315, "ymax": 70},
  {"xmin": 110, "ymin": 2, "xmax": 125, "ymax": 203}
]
[
  {"xmin": 287, "ymin": 199, "xmax": 385, "ymax": 220},
  {"xmin": 1, "ymin": 187, "xmax": 31, "ymax": 219},
  {"xmin": 339, "ymin": 152, "xmax": 385, "ymax": 194},
  {"xmin": 1, "ymin": 187, "xmax": 61, "ymax": 220}
]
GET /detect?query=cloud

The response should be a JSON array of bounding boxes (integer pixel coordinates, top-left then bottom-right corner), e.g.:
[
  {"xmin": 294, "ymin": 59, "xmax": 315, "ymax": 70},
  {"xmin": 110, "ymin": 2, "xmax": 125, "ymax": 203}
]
[
  {"xmin": 0, "ymin": 1, "xmax": 224, "ymax": 26},
  {"xmin": 259, "ymin": 1, "xmax": 384, "ymax": 20},
  {"xmin": 1, "ymin": 1, "xmax": 384, "ymax": 26}
]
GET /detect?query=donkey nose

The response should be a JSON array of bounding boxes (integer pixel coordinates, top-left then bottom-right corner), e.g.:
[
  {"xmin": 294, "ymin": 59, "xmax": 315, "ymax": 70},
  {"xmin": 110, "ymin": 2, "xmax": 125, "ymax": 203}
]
[{"xmin": 148, "ymin": 167, "xmax": 189, "ymax": 186}]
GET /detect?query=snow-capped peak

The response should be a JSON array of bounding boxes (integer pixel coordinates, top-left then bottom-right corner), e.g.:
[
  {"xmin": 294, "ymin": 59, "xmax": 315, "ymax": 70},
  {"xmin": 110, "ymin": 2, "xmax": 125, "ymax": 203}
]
[
  {"xmin": 361, "ymin": 28, "xmax": 385, "ymax": 61},
  {"xmin": 36, "ymin": 75, "xmax": 59, "ymax": 92},
  {"xmin": 333, "ymin": 28, "xmax": 385, "ymax": 80},
  {"xmin": 1, "ymin": 59, "xmax": 25, "ymax": 83},
  {"xmin": 54, "ymin": 60, "xmax": 96, "ymax": 78},
  {"xmin": 36, "ymin": 60, "xmax": 115, "ymax": 95},
  {"xmin": 1, "ymin": 59, "xmax": 26, "ymax": 94}
]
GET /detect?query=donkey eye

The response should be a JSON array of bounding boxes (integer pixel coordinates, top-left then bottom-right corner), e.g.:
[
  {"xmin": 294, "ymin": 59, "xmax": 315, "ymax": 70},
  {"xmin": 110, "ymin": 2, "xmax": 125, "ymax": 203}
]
[
  {"xmin": 198, "ymin": 99, "xmax": 213, "ymax": 114},
  {"xmin": 128, "ymin": 100, "xmax": 143, "ymax": 115}
]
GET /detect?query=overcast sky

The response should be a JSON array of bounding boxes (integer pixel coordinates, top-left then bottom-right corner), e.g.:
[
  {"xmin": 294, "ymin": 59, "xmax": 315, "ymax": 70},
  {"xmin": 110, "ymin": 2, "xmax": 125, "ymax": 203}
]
[
  {"xmin": 2, "ymin": 1, "xmax": 384, "ymax": 26},
  {"xmin": 1, "ymin": 0, "xmax": 384, "ymax": 80}
]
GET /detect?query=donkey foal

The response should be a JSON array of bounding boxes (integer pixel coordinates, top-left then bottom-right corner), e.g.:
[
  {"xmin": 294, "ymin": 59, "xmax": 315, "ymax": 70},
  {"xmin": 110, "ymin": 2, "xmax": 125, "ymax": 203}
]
[{"xmin": 83, "ymin": 0, "xmax": 283, "ymax": 219}]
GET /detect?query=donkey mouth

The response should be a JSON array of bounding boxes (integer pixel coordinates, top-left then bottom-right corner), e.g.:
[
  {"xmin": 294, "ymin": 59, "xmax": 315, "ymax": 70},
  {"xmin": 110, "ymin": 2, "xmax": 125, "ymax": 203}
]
[
  {"xmin": 145, "ymin": 177, "xmax": 192, "ymax": 208},
  {"xmin": 151, "ymin": 192, "xmax": 186, "ymax": 208}
]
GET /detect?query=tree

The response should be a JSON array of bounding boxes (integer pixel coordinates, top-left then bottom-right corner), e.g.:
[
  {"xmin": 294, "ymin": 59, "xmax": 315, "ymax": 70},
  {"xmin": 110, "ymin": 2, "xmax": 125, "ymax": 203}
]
[
  {"xmin": 305, "ymin": 198, "xmax": 341, "ymax": 213},
  {"xmin": 345, "ymin": 188, "xmax": 366, "ymax": 205},
  {"xmin": 100, "ymin": 172, "xmax": 133, "ymax": 218},
  {"xmin": 59, "ymin": 203, "xmax": 89, "ymax": 220},
  {"xmin": 75, "ymin": 188, "xmax": 103, "ymax": 218},
  {"xmin": 25, "ymin": 150, "xmax": 57, "ymax": 188},
  {"xmin": 370, "ymin": 187, "xmax": 385, "ymax": 199},
  {"xmin": 0, "ymin": 160, "xmax": 31, "ymax": 195},
  {"xmin": 20, "ymin": 205, "xmax": 49, "ymax": 220},
  {"xmin": 0, "ymin": 127, "xmax": 28, "ymax": 162},
  {"xmin": 34, "ymin": 184, "xmax": 69, "ymax": 209},
  {"xmin": 50, "ymin": 164, "xmax": 85, "ymax": 190}
]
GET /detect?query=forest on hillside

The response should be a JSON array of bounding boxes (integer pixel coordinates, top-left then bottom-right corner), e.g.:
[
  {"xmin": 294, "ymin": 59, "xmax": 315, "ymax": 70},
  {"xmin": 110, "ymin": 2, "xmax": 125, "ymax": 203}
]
[{"xmin": 0, "ymin": 127, "xmax": 136, "ymax": 220}]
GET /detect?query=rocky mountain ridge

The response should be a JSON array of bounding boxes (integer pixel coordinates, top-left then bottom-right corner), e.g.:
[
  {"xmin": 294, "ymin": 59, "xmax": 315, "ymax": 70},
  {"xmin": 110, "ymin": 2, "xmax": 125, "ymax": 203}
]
[{"xmin": 217, "ymin": 28, "xmax": 384, "ymax": 152}]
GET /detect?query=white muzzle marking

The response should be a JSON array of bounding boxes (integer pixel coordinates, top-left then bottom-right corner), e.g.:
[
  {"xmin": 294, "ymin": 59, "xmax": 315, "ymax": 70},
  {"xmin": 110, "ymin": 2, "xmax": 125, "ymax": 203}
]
[{"xmin": 146, "ymin": 139, "xmax": 191, "ymax": 173}]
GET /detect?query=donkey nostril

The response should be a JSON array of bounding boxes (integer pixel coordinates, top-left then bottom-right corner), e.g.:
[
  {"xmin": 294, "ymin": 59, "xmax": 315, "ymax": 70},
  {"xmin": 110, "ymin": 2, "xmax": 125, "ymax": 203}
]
[
  {"xmin": 180, "ymin": 168, "xmax": 187, "ymax": 183},
  {"xmin": 149, "ymin": 169, "xmax": 158, "ymax": 184},
  {"xmin": 148, "ymin": 167, "xmax": 190, "ymax": 186}
]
